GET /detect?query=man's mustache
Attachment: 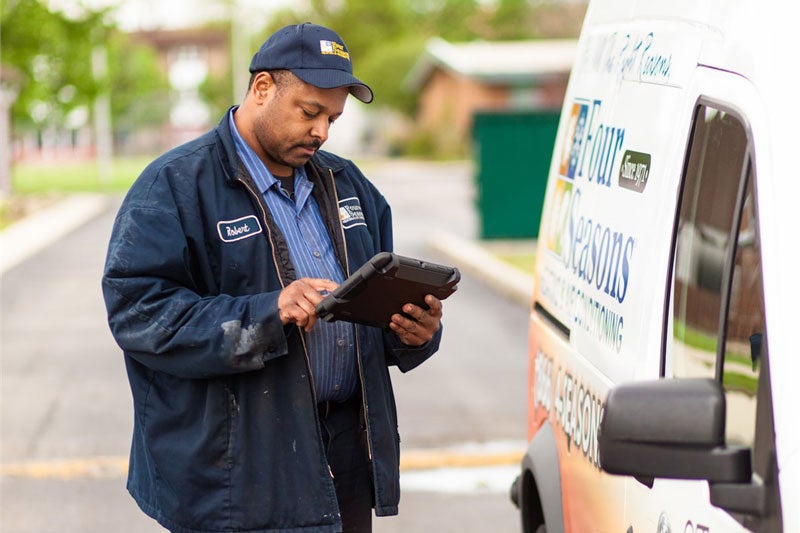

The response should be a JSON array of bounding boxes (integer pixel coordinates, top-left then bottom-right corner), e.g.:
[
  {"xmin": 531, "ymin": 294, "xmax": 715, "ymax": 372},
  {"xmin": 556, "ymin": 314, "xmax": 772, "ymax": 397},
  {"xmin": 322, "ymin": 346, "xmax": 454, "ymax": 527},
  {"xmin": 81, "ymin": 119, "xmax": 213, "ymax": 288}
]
[{"xmin": 297, "ymin": 140, "xmax": 322, "ymax": 150}]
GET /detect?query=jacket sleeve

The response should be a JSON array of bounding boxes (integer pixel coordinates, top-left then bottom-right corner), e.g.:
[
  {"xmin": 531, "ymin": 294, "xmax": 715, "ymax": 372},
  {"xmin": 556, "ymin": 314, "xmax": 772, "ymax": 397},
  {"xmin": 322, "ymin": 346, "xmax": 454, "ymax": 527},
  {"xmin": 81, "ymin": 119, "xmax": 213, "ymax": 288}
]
[
  {"xmin": 383, "ymin": 324, "xmax": 443, "ymax": 373},
  {"xmin": 102, "ymin": 203, "xmax": 288, "ymax": 379}
]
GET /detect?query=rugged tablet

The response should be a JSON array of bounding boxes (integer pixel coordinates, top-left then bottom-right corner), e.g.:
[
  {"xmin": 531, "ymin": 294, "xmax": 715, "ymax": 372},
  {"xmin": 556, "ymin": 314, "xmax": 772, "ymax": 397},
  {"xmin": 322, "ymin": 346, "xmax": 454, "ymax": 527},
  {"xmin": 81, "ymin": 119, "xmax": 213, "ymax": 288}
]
[{"xmin": 315, "ymin": 252, "xmax": 460, "ymax": 328}]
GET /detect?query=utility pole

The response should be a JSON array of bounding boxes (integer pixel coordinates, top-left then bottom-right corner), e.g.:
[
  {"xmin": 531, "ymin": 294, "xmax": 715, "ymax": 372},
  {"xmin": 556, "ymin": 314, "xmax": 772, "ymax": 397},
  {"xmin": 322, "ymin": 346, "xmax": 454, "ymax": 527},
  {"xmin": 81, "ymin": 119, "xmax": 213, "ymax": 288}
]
[
  {"xmin": 230, "ymin": 0, "xmax": 249, "ymax": 101},
  {"xmin": 0, "ymin": 63, "xmax": 20, "ymax": 199}
]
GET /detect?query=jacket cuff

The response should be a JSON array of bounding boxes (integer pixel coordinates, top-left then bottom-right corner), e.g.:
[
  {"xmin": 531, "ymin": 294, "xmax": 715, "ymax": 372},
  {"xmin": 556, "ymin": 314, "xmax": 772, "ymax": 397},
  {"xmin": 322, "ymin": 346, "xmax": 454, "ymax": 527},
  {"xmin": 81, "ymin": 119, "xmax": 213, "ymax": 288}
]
[
  {"xmin": 387, "ymin": 323, "xmax": 443, "ymax": 372},
  {"xmin": 250, "ymin": 292, "xmax": 290, "ymax": 363}
]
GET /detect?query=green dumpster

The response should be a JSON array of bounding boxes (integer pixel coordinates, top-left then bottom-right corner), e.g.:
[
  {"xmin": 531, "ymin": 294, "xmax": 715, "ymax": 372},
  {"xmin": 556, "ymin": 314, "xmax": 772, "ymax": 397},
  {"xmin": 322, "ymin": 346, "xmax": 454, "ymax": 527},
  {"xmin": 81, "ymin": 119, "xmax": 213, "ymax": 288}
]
[{"xmin": 472, "ymin": 110, "xmax": 560, "ymax": 239}]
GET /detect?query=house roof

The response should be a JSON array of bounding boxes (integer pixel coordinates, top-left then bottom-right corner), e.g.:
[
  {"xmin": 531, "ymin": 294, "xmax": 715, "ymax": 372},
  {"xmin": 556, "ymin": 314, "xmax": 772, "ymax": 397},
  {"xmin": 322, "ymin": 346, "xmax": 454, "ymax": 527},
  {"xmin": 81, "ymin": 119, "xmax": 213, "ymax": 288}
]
[{"xmin": 405, "ymin": 37, "xmax": 578, "ymax": 89}]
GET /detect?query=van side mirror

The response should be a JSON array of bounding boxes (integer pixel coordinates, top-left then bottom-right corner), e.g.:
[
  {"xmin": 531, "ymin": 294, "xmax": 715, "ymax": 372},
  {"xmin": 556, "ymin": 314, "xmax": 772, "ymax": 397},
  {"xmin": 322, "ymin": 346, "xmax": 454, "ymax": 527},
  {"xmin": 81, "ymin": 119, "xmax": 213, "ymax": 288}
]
[{"xmin": 598, "ymin": 378, "xmax": 765, "ymax": 515}]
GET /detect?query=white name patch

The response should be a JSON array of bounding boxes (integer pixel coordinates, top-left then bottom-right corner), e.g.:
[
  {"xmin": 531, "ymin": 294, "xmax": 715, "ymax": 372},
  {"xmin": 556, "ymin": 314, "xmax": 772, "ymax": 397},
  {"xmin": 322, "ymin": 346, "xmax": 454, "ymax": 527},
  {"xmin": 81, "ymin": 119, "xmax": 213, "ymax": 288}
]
[{"xmin": 217, "ymin": 215, "xmax": 263, "ymax": 242}]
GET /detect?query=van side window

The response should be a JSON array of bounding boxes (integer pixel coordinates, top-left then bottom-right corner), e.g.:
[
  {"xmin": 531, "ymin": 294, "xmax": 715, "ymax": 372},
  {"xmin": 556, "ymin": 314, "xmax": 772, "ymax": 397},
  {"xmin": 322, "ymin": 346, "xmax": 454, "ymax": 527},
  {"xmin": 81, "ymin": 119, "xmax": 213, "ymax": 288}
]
[
  {"xmin": 723, "ymin": 167, "xmax": 763, "ymax": 448},
  {"xmin": 670, "ymin": 105, "xmax": 759, "ymax": 448},
  {"xmin": 670, "ymin": 104, "xmax": 781, "ymax": 528},
  {"xmin": 671, "ymin": 106, "xmax": 747, "ymax": 379}
]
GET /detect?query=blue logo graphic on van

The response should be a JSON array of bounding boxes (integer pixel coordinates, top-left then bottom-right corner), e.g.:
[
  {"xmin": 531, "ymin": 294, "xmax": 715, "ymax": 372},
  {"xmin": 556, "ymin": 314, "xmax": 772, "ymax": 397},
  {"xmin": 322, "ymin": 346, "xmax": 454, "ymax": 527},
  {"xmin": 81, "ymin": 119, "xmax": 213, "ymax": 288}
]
[
  {"xmin": 559, "ymin": 102, "xmax": 590, "ymax": 179},
  {"xmin": 217, "ymin": 215, "xmax": 263, "ymax": 243},
  {"xmin": 557, "ymin": 98, "xmax": 626, "ymax": 188}
]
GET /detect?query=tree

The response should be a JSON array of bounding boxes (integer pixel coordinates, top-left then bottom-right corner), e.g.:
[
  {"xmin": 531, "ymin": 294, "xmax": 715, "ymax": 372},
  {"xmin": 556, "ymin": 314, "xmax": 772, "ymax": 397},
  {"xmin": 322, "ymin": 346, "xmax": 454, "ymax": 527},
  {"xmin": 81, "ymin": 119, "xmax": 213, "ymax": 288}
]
[
  {"xmin": 1, "ymin": 0, "xmax": 167, "ymax": 151},
  {"xmin": 104, "ymin": 31, "xmax": 170, "ymax": 144},
  {"xmin": 2, "ymin": 0, "xmax": 98, "ymax": 132},
  {"xmin": 256, "ymin": 0, "xmax": 584, "ymax": 116}
]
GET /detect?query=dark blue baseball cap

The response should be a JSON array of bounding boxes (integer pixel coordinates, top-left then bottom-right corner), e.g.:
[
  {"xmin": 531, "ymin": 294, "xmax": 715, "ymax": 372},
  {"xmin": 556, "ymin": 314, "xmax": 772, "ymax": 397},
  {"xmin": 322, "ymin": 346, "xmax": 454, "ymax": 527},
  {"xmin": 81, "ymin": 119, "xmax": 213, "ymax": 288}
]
[{"xmin": 249, "ymin": 22, "xmax": 374, "ymax": 104}]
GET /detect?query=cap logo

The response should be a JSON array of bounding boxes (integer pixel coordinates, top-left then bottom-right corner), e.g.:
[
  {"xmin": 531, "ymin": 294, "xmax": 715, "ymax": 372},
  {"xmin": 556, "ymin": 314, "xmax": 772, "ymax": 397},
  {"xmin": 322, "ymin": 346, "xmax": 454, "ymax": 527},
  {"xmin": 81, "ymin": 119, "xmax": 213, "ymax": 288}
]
[{"xmin": 319, "ymin": 40, "xmax": 350, "ymax": 60}]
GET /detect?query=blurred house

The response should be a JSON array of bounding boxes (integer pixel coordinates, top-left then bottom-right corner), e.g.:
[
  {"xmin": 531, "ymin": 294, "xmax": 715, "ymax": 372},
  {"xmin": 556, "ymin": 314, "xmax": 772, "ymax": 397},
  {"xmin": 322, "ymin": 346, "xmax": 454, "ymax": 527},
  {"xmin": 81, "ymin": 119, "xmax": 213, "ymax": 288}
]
[
  {"xmin": 125, "ymin": 27, "xmax": 375, "ymax": 158},
  {"xmin": 405, "ymin": 38, "xmax": 578, "ymax": 155},
  {"xmin": 12, "ymin": 27, "xmax": 231, "ymax": 162},
  {"xmin": 127, "ymin": 27, "xmax": 230, "ymax": 153}
]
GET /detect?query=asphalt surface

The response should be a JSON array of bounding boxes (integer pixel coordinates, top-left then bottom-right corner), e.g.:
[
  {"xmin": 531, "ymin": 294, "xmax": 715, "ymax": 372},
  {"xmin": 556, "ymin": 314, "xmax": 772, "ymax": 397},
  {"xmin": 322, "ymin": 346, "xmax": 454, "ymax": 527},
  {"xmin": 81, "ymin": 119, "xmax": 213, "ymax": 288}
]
[{"xmin": 0, "ymin": 160, "xmax": 534, "ymax": 532}]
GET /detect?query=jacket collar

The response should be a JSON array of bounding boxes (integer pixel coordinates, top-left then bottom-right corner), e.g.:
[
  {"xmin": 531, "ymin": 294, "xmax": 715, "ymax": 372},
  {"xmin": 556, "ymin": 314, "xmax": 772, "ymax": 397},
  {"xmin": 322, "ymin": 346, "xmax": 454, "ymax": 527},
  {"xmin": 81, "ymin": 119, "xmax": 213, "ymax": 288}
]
[
  {"xmin": 216, "ymin": 107, "xmax": 244, "ymax": 186},
  {"xmin": 309, "ymin": 150, "xmax": 348, "ymax": 174}
]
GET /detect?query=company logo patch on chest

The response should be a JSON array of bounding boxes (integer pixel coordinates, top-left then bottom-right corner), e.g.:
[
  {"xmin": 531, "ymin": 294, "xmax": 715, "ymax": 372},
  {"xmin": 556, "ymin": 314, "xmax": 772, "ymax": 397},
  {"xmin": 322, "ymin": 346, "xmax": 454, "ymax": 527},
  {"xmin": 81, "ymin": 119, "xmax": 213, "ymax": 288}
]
[
  {"xmin": 217, "ymin": 215, "xmax": 263, "ymax": 242},
  {"xmin": 338, "ymin": 197, "xmax": 367, "ymax": 229}
]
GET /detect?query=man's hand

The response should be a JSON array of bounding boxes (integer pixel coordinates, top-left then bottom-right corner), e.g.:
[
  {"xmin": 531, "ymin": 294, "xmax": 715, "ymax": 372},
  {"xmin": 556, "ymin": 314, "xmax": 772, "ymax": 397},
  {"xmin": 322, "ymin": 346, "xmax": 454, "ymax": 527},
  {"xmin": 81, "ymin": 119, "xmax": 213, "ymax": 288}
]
[
  {"xmin": 278, "ymin": 278, "xmax": 338, "ymax": 332},
  {"xmin": 389, "ymin": 294, "xmax": 442, "ymax": 346}
]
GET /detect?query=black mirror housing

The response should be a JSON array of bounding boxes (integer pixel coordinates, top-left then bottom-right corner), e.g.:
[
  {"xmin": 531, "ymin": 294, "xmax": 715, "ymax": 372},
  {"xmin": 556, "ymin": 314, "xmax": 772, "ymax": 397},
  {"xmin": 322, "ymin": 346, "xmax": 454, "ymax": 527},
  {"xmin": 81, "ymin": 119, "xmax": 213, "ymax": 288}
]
[{"xmin": 598, "ymin": 378, "xmax": 751, "ymax": 484}]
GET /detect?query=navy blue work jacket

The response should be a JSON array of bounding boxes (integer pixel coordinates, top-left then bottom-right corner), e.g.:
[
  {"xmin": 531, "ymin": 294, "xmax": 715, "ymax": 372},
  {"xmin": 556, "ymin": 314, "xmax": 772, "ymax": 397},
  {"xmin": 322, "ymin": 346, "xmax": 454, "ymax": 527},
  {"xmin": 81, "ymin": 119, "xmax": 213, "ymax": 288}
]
[{"xmin": 102, "ymin": 109, "xmax": 442, "ymax": 533}]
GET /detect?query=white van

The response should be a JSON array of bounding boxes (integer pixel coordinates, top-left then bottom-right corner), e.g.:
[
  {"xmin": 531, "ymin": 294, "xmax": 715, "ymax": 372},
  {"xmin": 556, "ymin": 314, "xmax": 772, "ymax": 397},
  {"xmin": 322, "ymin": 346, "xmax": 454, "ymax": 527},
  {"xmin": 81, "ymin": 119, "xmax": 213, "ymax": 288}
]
[{"xmin": 511, "ymin": 0, "xmax": 799, "ymax": 531}]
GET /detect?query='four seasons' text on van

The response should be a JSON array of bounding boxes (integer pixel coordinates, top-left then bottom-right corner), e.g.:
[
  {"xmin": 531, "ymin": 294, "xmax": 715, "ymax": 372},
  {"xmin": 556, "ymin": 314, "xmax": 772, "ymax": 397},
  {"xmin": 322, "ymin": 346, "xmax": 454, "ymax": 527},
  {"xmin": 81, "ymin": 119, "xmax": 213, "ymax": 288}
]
[
  {"xmin": 534, "ymin": 349, "xmax": 603, "ymax": 469},
  {"xmin": 541, "ymin": 183, "xmax": 631, "ymax": 354}
]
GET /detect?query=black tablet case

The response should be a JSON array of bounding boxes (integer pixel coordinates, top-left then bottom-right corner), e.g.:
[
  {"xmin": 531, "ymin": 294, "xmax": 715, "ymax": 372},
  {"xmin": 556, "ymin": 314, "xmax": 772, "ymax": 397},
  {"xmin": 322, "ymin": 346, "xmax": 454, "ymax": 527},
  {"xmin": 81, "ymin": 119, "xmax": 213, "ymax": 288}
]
[{"xmin": 315, "ymin": 252, "xmax": 460, "ymax": 328}]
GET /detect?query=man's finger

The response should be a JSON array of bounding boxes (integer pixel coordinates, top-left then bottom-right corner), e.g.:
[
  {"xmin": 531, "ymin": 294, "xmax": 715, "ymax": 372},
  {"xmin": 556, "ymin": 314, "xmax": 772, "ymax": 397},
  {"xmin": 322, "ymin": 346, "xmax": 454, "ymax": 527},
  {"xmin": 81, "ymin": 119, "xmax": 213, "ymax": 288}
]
[
  {"xmin": 423, "ymin": 295, "xmax": 443, "ymax": 317},
  {"xmin": 302, "ymin": 277, "xmax": 339, "ymax": 294}
]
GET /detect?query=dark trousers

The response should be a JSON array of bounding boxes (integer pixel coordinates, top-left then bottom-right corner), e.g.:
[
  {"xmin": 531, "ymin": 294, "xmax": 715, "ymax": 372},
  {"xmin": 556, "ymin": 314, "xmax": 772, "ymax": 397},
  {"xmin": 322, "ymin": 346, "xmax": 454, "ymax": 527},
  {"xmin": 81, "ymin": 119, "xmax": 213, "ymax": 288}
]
[{"xmin": 319, "ymin": 395, "xmax": 373, "ymax": 533}]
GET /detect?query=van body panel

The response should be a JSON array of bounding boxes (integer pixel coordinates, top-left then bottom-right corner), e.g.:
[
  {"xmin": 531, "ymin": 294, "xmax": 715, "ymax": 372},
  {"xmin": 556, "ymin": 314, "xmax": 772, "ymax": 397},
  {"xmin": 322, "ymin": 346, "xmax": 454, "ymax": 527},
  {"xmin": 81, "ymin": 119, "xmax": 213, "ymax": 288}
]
[{"xmin": 518, "ymin": 0, "xmax": 800, "ymax": 531}]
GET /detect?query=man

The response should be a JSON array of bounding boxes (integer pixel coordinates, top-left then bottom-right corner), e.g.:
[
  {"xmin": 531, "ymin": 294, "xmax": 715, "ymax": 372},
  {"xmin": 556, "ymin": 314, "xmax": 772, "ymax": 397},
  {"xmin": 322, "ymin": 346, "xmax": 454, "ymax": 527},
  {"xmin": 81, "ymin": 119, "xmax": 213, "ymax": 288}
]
[{"xmin": 102, "ymin": 22, "xmax": 444, "ymax": 533}]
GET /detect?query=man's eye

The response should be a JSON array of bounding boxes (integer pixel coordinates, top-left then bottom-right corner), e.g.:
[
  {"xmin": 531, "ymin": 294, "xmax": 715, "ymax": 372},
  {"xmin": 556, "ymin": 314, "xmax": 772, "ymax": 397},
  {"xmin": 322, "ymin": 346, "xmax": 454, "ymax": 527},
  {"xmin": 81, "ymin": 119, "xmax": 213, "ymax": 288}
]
[{"xmin": 302, "ymin": 109, "xmax": 317, "ymax": 119}]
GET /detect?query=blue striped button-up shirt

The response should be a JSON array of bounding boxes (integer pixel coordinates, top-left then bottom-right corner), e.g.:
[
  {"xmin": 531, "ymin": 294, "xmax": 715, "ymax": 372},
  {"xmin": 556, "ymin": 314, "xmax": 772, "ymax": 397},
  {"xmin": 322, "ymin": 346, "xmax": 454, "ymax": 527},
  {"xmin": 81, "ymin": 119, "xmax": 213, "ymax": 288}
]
[{"xmin": 229, "ymin": 110, "xmax": 357, "ymax": 403}]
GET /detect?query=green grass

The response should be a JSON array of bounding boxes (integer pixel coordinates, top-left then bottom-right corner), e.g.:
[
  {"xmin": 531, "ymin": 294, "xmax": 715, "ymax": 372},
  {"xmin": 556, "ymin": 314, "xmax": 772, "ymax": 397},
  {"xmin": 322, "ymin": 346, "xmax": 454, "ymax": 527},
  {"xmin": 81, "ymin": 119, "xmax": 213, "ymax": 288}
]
[
  {"xmin": 674, "ymin": 320, "xmax": 718, "ymax": 353},
  {"xmin": 723, "ymin": 371, "xmax": 758, "ymax": 395},
  {"xmin": 674, "ymin": 320, "xmax": 751, "ymax": 363},
  {"xmin": 674, "ymin": 318, "xmax": 757, "ymax": 394},
  {"xmin": 1, "ymin": 156, "xmax": 151, "ymax": 228},
  {"xmin": 11, "ymin": 156, "xmax": 151, "ymax": 193},
  {"xmin": 498, "ymin": 253, "xmax": 536, "ymax": 275}
]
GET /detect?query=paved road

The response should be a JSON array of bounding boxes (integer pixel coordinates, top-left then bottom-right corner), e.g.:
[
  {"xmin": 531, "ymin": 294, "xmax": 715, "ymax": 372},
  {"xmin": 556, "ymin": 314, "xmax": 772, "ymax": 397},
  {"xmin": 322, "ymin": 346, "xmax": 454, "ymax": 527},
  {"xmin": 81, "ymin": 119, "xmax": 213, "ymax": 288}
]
[{"xmin": 0, "ymin": 160, "xmax": 531, "ymax": 532}]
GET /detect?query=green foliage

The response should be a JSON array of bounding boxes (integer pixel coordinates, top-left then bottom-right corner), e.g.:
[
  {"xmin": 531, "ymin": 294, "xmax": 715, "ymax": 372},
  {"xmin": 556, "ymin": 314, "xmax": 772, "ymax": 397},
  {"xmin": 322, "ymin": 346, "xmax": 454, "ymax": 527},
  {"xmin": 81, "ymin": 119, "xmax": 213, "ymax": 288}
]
[
  {"xmin": 1, "ymin": 0, "xmax": 167, "ymax": 136},
  {"xmin": 357, "ymin": 35, "xmax": 427, "ymax": 115},
  {"xmin": 402, "ymin": 128, "xmax": 439, "ymax": 158},
  {"xmin": 254, "ymin": 0, "xmax": 584, "ymax": 116},
  {"xmin": 0, "ymin": 0, "xmax": 586, "ymax": 164},
  {"xmin": 2, "ymin": 0, "xmax": 99, "ymax": 129},
  {"xmin": 106, "ymin": 33, "xmax": 171, "ymax": 135},
  {"xmin": 489, "ymin": 0, "xmax": 536, "ymax": 39}
]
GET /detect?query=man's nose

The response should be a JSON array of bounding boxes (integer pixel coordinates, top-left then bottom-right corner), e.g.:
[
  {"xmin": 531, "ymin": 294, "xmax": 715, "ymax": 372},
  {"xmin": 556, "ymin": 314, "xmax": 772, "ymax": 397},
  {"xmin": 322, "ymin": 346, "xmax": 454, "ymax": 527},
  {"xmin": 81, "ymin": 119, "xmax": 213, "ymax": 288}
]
[{"xmin": 310, "ymin": 117, "xmax": 330, "ymax": 143}]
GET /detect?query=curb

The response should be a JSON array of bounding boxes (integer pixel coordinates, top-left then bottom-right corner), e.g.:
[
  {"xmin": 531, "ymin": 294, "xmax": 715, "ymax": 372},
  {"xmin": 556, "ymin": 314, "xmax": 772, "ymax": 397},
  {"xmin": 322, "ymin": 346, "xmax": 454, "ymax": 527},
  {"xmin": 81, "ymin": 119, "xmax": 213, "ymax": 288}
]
[
  {"xmin": 401, "ymin": 449, "xmax": 523, "ymax": 471},
  {"xmin": 0, "ymin": 193, "xmax": 111, "ymax": 275},
  {"xmin": 427, "ymin": 229, "xmax": 534, "ymax": 308},
  {"xmin": 0, "ymin": 446, "xmax": 525, "ymax": 480}
]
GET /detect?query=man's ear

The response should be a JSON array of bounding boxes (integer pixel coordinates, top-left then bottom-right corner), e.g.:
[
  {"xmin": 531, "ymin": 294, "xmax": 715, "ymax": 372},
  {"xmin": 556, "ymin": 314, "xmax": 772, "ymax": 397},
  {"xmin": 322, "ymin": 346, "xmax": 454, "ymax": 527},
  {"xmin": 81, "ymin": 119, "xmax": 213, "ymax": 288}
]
[{"xmin": 252, "ymin": 72, "xmax": 273, "ymax": 101}]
